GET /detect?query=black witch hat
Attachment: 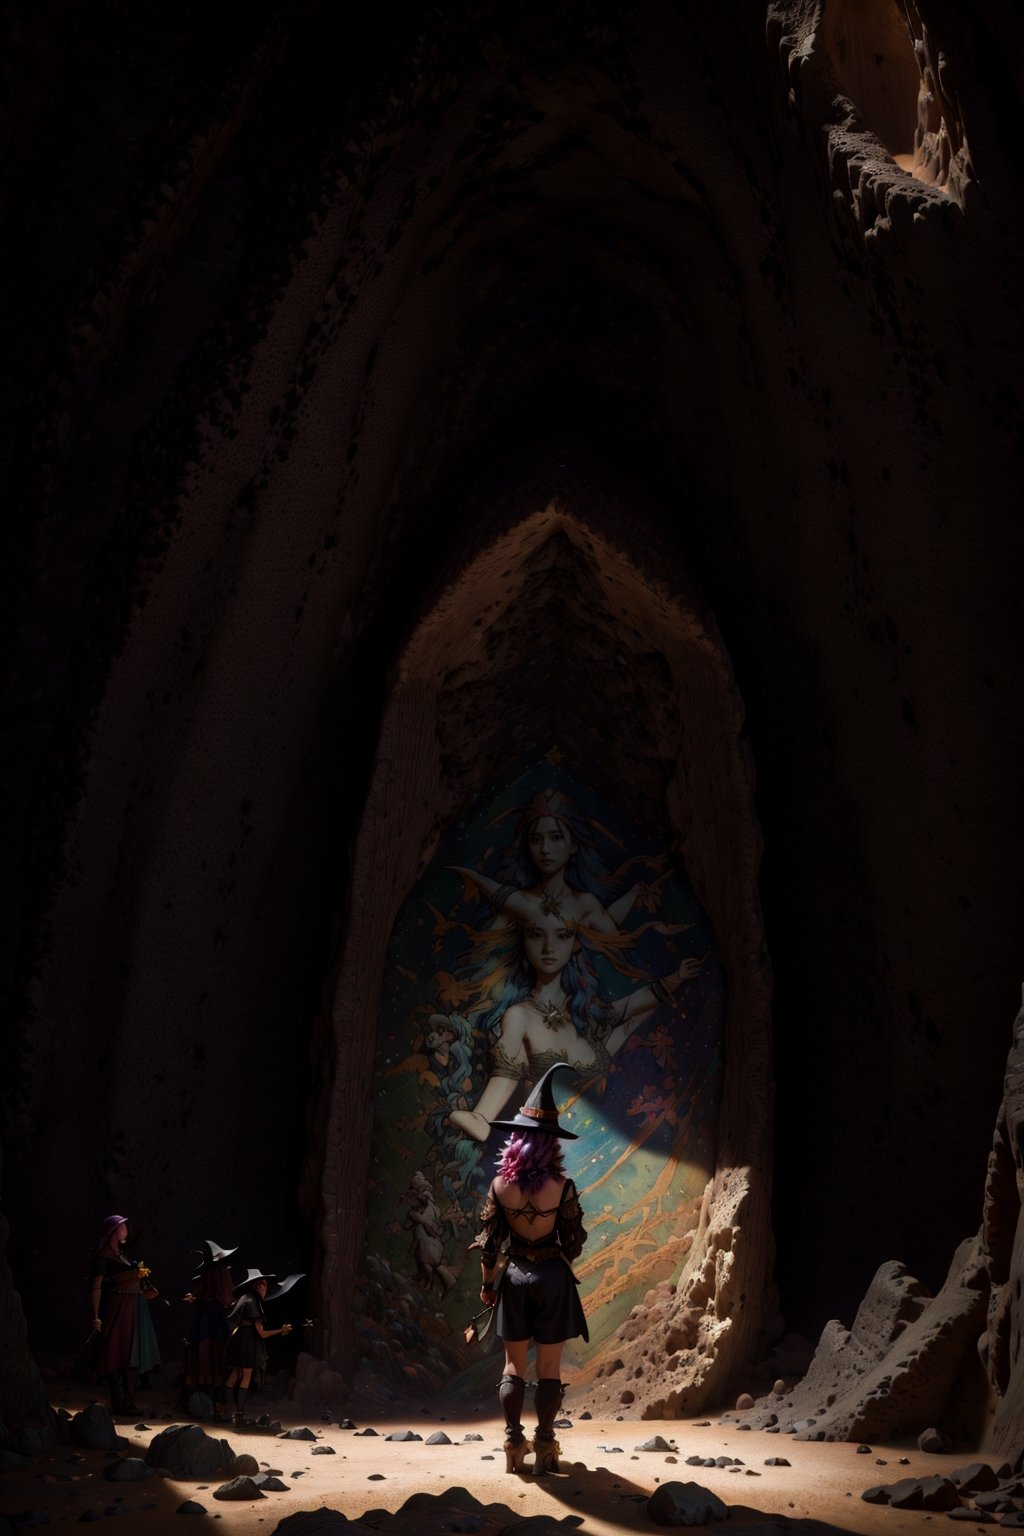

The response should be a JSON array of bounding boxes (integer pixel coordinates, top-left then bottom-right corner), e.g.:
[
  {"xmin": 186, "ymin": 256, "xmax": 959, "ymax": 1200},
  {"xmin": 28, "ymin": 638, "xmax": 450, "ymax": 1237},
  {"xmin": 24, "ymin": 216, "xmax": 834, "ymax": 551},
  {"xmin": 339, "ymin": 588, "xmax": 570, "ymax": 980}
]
[{"xmin": 488, "ymin": 1062, "xmax": 579, "ymax": 1139}]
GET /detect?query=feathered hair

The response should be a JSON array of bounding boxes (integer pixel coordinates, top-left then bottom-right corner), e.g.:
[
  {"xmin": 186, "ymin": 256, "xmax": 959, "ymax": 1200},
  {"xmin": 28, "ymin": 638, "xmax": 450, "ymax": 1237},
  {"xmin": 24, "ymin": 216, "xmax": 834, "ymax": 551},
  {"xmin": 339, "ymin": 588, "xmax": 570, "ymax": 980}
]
[{"xmin": 497, "ymin": 1131, "xmax": 567, "ymax": 1193}]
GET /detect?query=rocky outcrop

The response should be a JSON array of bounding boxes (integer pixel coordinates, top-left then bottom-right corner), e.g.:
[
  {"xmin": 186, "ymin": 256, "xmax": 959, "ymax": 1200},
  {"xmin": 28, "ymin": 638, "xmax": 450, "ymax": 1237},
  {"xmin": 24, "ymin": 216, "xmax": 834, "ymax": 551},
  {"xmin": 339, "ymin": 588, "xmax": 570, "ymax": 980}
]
[{"xmin": 981, "ymin": 989, "xmax": 1024, "ymax": 1464}]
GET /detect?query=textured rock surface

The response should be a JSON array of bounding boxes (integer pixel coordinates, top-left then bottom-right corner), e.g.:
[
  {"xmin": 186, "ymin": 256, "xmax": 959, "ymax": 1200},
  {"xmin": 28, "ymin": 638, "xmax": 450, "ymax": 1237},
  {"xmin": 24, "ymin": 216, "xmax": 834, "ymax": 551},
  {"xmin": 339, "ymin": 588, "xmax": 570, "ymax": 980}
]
[
  {"xmin": 145, "ymin": 1424, "xmax": 234, "ymax": 1478},
  {"xmin": 982, "ymin": 991, "xmax": 1024, "ymax": 1462},
  {"xmin": 721, "ymin": 1241, "xmax": 987, "ymax": 1439}
]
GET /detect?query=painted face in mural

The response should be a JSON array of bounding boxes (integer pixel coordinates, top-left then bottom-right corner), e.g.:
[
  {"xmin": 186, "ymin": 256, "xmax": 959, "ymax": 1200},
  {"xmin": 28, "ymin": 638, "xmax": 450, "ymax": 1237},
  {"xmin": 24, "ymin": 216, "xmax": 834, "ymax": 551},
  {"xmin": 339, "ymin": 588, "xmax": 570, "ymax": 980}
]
[
  {"xmin": 522, "ymin": 914, "xmax": 578, "ymax": 979},
  {"xmin": 526, "ymin": 816, "xmax": 576, "ymax": 878}
]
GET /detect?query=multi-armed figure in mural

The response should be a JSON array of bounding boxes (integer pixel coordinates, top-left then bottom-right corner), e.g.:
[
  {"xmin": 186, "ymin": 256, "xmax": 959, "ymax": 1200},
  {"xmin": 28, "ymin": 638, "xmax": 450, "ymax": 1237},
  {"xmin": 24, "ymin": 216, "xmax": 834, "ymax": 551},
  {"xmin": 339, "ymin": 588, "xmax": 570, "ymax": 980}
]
[
  {"xmin": 446, "ymin": 788, "xmax": 703, "ymax": 1143},
  {"xmin": 448, "ymin": 910, "xmax": 702, "ymax": 1141}
]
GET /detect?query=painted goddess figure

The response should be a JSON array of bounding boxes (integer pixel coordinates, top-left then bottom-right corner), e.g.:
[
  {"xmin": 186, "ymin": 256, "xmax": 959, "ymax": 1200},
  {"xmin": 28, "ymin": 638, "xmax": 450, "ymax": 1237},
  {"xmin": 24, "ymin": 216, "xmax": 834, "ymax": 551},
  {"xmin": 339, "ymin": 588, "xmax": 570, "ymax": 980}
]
[
  {"xmin": 452, "ymin": 787, "xmax": 653, "ymax": 933},
  {"xmin": 448, "ymin": 909, "xmax": 702, "ymax": 1142}
]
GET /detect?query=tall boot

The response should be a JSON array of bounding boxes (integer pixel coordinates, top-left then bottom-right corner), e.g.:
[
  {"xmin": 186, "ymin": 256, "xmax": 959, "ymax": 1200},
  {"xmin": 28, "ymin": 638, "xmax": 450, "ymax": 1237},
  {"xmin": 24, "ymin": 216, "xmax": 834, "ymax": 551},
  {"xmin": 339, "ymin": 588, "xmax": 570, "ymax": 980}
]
[
  {"xmin": 498, "ymin": 1374, "xmax": 528, "ymax": 1473},
  {"xmin": 235, "ymin": 1386, "xmax": 251, "ymax": 1426},
  {"xmin": 533, "ymin": 1378, "xmax": 563, "ymax": 1475}
]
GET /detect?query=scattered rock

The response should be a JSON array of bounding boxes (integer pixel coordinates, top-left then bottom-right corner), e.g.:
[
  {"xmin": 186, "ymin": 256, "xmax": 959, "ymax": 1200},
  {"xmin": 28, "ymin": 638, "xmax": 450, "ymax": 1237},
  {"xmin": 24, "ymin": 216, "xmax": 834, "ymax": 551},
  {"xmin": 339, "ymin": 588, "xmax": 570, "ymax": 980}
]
[
  {"xmin": 578, "ymin": 1411, "xmax": 591, "ymax": 1420},
  {"xmin": 266, "ymin": 1513, "xmax": 376, "ymax": 1535},
  {"xmin": 647, "ymin": 1481, "xmax": 730, "ymax": 1526},
  {"xmin": 772, "ymin": 1379, "xmax": 787, "ymax": 1395},
  {"xmin": 384, "ymin": 1430, "xmax": 422, "ymax": 1442},
  {"xmin": 856, "ymin": 1444, "xmax": 872, "ymax": 1454},
  {"xmin": 213, "ymin": 1475, "xmax": 265, "ymax": 1500},
  {"xmin": 354, "ymin": 1427, "xmax": 378, "ymax": 1436},
  {"xmin": 310, "ymin": 1444, "xmax": 336, "ymax": 1454},
  {"xmin": 462, "ymin": 1433, "xmax": 483, "ymax": 1442},
  {"xmin": 13, "ymin": 1428, "xmax": 60, "ymax": 1456},
  {"xmin": 947, "ymin": 1511, "xmax": 996, "ymax": 1524},
  {"xmin": 425, "ymin": 1431, "xmax": 451, "ymax": 1445},
  {"xmin": 684, "ymin": 1455, "xmax": 703, "ymax": 1466},
  {"xmin": 949, "ymin": 1462, "xmax": 999, "ymax": 1492},
  {"xmin": 254, "ymin": 1475, "xmax": 289, "ymax": 1491},
  {"xmin": 862, "ymin": 1475, "xmax": 960, "ymax": 1511},
  {"xmin": 635, "ymin": 1436, "xmax": 673, "ymax": 1451},
  {"xmin": 70, "ymin": 1405, "xmax": 121, "ymax": 1453},
  {"xmin": 103, "ymin": 1457, "xmax": 156, "ymax": 1481},
  {"xmin": 146, "ymin": 1425, "xmax": 233, "ymax": 1479},
  {"xmin": 338, "ymin": 1419, "xmax": 355, "ymax": 1429},
  {"xmin": 735, "ymin": 1393, "xmax": 754, "ymax": 1410},
  {"xmin": 278, "ymin": 1427, "xmax": 318, "ymax": 1441},
  {"xmin": 230, "ymin": 1453, "xmax": 260, "ymax": 1476},
  {"xmin": 764, "ymin": 1457, "xmax": 790, "ymax": 1466},
  {"xmin": 176, "ymin": 1502, "xmax": 207, "ymax": 1516},
  {"xmin": 918, "ymin": 1426, "xmax": 946, "ymax": 1453}
]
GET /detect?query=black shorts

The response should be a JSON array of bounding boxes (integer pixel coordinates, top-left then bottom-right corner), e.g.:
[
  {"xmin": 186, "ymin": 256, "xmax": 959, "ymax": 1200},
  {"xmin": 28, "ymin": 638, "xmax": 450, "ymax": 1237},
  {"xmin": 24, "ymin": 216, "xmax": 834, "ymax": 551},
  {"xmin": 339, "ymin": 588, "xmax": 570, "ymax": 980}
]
[{"xmin": 496, "ymin": 1256, "xmax": 589, "ymax": 1344}]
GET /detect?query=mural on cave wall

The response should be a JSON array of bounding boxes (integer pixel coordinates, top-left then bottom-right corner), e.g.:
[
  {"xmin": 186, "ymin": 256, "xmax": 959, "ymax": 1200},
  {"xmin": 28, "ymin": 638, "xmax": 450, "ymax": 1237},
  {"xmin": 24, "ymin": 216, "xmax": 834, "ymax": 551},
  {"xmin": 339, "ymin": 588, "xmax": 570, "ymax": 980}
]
[{"xmin": 356, "ymin": 752, "xmax": 723, "ymax": 1395}]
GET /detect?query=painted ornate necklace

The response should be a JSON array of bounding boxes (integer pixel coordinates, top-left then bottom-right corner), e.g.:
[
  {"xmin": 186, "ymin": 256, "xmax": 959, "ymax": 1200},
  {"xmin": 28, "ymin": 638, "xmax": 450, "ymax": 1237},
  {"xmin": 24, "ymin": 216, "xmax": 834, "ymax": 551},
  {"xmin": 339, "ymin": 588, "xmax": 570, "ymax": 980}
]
[
  {"xmin": 540, "ymin": 889, "xmax": 565, "ymax": 917},
  {"xmin": 527, "ymin": 995, "xmax": 571, "ymax": 1030}
]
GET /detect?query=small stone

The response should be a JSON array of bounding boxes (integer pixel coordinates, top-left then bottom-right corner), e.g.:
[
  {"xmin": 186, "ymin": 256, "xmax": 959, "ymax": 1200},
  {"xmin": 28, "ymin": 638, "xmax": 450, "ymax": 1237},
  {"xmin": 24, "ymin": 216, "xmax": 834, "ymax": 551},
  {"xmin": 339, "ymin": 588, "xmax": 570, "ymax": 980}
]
[
  {"xmin": 311, "ymin": 1444, "xmax": 336, "ymax": 1454},
  {"xmin": 772, "ymin": 1379, "xmax": 786, "ymax": 1395},
  {"xmin": 635, "ymin": 1436, "xmax": 673, "ymax": 1452},
  {"xmin": 666, "ymin": 1456, "xmax": 677, "ymax": 1464},
  {"xmin": 103, "ymin": 1457, "xmax": 156, "ymax": 1481},
  {"xmin": 856, "ymin": 1445, "xmax": 872, "ymax": 1454},
  {"xmin": 230, "ymin": 1454, "xmax": 259, "ymax": 1476},
  {"xmin": 735, "ymin": 1393, "xmax": 754, "ymax": 1410},
  {"xmin": 553, "ymin": 1418, "xmax": 572, "ymax": 1428},
  {"xmin": 693, "ymin": 1421, "xmax": 711, "ymax": 1428},
  {"xmin": 578, "ymin": 1412, "xmax": 592, "ymax": 1420},
  {"xmin": 354, "ymin": 1427, "xmax": 378, "ymax": 1436},
  {"xmin": 875, "ymin": 1458, "xmax": 888, "ymax": 1465},
  {"xmin": 764, "ymin": 1457, "xmax": 791, "ymax": 1467},
  {"xmin": 253, "ymin": 1475, "xmax": 289, "ymax": 1490},
  {"xmin": 368, "ymin": 1473, "xmax": 385, "ymax": 1480},
  {"xmin": 685, "ymin": 1455, "xmax": 703, "ymax": 1466},
  {"xmin": 279, "ymin": 1427, "xmax": 318, "ymax": 1441},
  {"xmin": 338, "ymin": 1418, "xmax": 355, "ymax": 1429},
  {"xmin": 176, "ymin": 1501, "xmax": 208, "ymax": 1516},
  {"xmin": 619, "ymin": 1391, "xmax": 634, "ymax": 1405},
  {"xmin": 918, "ymin": 1427, "xmax": 946, "ymax": 1454},
  {"xmin": 384, "ymin": 1430, "xmax": 422, "ymax": 1442},
  {"xmin": 463, "ymin": 1433, "xmax": 483, "ymax": 1442},
  {"xmin": 947, "ymin": 1511, "xmax": 995, "ymax": 1524},
  {"xmin": 425, "ymin": 1432, "xmax": 451, "ymax": 1445},
  {"xmin": 213, "ymin": 1476, "xmax": 265, "ymax": 1500}
]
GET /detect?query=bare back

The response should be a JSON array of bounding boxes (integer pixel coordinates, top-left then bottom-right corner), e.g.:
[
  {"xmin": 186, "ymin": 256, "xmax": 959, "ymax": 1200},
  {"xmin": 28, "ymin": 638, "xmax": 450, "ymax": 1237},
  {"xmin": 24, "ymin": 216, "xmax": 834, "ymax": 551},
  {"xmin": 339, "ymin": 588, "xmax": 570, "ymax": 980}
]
[{"xmin": 493, "ymin": 1173, "xmax": 566, "ymax": 1245}]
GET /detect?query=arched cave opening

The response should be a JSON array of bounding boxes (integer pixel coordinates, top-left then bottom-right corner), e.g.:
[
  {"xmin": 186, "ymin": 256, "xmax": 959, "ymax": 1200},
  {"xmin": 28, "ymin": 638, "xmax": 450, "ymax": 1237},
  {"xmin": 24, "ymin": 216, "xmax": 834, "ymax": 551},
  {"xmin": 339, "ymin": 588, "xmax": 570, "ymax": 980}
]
[{"xmin": 311, "ymin": 488, "xmax": 772, "ymax": 1413}]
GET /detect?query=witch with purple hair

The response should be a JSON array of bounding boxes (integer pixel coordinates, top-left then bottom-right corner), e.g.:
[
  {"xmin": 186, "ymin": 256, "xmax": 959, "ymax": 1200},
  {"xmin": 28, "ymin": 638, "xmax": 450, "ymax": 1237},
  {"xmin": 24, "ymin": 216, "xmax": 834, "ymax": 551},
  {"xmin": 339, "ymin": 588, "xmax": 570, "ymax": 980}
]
[
  {"xmin": 88, "ymin": 1215, "xmax": 160, "ymax": 1414},
  {"xmin": 469, "ymin": 1064, "xmax": 589, "ymax": 1476}
]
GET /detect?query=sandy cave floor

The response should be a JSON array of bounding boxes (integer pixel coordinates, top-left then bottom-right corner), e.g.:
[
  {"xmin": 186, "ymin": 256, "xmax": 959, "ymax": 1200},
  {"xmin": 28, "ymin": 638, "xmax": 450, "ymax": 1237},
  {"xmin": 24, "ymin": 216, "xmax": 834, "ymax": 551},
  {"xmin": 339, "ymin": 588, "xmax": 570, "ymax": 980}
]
[{"xmin": 0, "ymin": 1383, "xmax": 1004, "ymax": 1535}]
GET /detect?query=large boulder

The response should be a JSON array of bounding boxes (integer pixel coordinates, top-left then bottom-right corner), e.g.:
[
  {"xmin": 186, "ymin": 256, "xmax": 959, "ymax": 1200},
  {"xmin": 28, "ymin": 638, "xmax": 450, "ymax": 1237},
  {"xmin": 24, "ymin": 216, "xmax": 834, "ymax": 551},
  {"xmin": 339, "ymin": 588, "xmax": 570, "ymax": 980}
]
[
  {"xmin": 70, "ymin": 1404, "xmax": 122, "ymax": 1453},
  {"xmin": 146, "ymin": 1424, "xmax": 233, "ymax": 1478}
]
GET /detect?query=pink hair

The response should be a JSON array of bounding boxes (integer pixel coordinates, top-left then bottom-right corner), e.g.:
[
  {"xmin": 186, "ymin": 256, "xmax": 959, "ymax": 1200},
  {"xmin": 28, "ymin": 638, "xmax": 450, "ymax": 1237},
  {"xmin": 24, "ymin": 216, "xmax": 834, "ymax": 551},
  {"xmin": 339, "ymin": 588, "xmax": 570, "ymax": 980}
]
[{"xmin": 497, "ymin": 1132, "xmax": 566, "ymax": 1193}]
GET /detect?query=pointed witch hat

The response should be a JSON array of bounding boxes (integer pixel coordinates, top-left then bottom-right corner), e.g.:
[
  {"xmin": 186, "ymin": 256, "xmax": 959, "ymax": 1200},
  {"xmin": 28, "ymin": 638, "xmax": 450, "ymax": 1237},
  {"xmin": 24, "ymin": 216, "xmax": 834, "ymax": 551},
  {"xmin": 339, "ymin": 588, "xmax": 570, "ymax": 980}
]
[
  {"xmin": 264, "ymin": 1272, "xmax": 305, "ymax": 1302},
  {"xmin": 232, "ymin": 1266, "xmax": 277, "ymax": 1294},
  {"xmin": 488, "ymin": 1062, "xmax": 579, "ymax": 1139},
  {"xmin": 190, "ymin": 1238, "xmax": 238, "ymax": 1280}
]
